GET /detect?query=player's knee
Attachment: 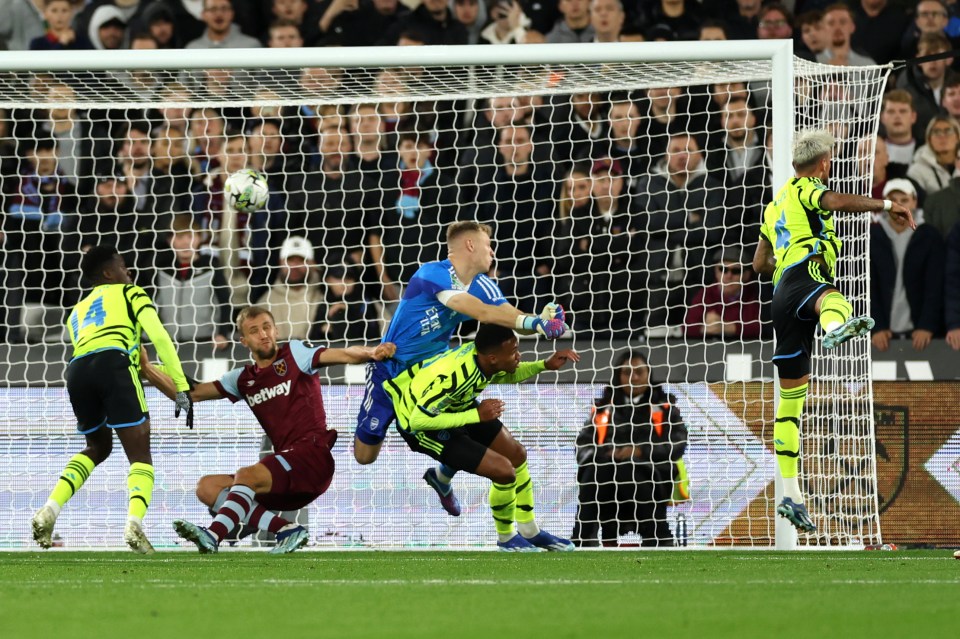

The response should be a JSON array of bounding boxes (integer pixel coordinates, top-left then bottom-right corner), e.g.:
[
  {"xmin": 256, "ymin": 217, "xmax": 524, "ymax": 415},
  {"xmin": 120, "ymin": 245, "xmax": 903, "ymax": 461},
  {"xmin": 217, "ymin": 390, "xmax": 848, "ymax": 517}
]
[
  {"xmin": 491, "ymin": 459, "xmax": 516, "ymax": 485},
  {"xmin": 195, "ymin": 476, "xmax": 220, "ymax": 506},
  {"xmin": 510, "ymin": 443, "xmax": 527, "ymax": 468}
]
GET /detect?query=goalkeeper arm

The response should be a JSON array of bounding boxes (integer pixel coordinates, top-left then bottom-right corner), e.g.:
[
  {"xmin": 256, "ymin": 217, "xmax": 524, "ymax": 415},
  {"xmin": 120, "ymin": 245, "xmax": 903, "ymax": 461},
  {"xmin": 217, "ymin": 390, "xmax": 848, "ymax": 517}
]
[{"xmin": 441, "ymin": 293, "xmax": 567, "ymax": 338}]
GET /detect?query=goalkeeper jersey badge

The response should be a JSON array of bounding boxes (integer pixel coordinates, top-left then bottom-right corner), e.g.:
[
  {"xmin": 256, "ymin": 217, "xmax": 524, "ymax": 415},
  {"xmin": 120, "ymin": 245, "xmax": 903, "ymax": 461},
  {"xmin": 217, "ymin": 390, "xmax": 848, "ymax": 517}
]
[{"xmin": 273, "ymin": 359, "xmax": 288, "ymax": 377}]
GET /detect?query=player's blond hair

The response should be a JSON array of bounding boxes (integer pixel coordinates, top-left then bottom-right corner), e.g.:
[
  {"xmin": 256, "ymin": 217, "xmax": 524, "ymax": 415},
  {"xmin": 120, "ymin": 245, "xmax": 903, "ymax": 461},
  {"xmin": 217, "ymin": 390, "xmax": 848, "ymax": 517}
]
[
  {"xmin": 235, "ymin": 305, "xmax": 276, "ymax": 333},
  {"xmin": 446, "ymin": 221, "xmax": 492, "ymax": 244},
  {"xmin": 792, "ymin": 129, "xmax": 835, "ymax": 169}
]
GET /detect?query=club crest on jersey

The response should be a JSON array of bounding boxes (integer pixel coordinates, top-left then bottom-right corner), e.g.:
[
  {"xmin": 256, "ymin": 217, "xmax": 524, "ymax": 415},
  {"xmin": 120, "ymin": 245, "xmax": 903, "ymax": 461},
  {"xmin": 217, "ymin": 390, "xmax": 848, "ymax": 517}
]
[{"xmin": 273, "ymin": 359, "xmax": 288, "ymax": 377}]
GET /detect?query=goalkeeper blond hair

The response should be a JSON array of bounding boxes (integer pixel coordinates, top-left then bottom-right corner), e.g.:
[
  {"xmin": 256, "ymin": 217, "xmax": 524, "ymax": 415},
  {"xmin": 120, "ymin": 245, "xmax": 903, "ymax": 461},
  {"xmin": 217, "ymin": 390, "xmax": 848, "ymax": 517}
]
[{"xmin": 792, "ymin": 129, "xmax": 836, "ymax": 170}]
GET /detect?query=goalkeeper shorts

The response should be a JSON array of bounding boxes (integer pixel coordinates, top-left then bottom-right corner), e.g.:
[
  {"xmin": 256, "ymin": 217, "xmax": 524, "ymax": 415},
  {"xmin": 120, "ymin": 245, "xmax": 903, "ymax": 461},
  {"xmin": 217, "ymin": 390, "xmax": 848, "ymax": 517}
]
[{"xmin": 771, "ymin": 258, "xmax": 837, "ymax": 379}]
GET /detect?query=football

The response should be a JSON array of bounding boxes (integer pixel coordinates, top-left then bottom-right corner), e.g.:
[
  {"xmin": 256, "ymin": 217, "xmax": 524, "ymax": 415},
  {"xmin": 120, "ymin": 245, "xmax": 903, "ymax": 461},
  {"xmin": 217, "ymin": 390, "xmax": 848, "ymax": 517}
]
[{"xmin": 224, "ymin": 168, "xmax": 269, "ymax": 212}]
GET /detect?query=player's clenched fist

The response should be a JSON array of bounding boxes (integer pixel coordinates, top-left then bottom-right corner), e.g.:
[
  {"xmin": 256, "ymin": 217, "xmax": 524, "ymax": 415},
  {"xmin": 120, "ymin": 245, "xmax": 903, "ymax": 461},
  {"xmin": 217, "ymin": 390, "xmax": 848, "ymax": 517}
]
[
  {"xmin": 545, "ymin": 349, "xmax": 579, "ymax": 370},
  {"xmin": 477, "ymin": 398, "xmax": 505, "ymax": 421},
  {"xmin": 372, "ymin": 342, "xmax": 396, "ymax": 361}
]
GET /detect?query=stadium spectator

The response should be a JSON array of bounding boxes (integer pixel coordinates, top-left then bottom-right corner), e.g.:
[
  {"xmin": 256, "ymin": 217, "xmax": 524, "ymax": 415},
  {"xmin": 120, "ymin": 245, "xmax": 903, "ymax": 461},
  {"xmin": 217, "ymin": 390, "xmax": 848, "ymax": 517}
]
[
  {"xmin": 450, "ymin": 0, "xmax": 488, "ymax": 45},
  {"xmin": 0, "ymin": 0, "xmax": 48, "ymax": 50},
  {"xmin": 75, "ymin": 174, "xmax": 138, "ymax": 254},
  {"xmin": 312, "ymin": 263, "xmax": 381, "ymax": 342},
  {"xmin": 606, "ymin": 93, "xmax": 652, "ymax": 188},
  {"xmin": 378, "ymin": 130, "xmax": 456, "ymax": 287},
  {"xmin": 921, "ymin": 163, "xmax": 960, "ymax": 236},
  {"xmin": 907, "ymin": 115, "xmax": 960, "ymax": 194},
  {"xmin": 187, "ymin": 107, "xmax": 226, "ymax": 176},
  {"xmin": 880, "ymin": 91, "xmax": 919, "ymax": 179},
  {"xmin": 517, "ymin": 0, "xmax": 558, "ymax": 37},
  {"xmin": 640, "ymin": 86, "xmax": 684, "ymax": 164},
  {"xmin": 637, "ymin": 131, "xmax": 725, "ymax": 300},
  {"xmin": 138, "ymin": 1, "xmax": 185, "ymax": 49},
  {"xmin": 870, "ymin": 179, "xmax": 944, "ymax": 351},
  {"xmin": 684, "ymin": 248, "xmax": 762, "ymax": 340},
  {"xmin": 902, "ymin": 0, "xmax": 953, "ymax": 60},
  {"xmin": 897, "ymin": 32, "xmax": 958, "ymax": 140},
  {"xmin": 481, "ymin": 0, "xmax": 530, "ymax": 44},
  {"xmin": 568, "ymin": 157, "xmax": 641, "ymax": 337},
  {"xmin": 534, "ymin": 161, "xmax": 591, "ymax": 308},
  {"xmin": 643, "ymin": 0, "xmax": 704, "ymax": 41},
  {"xmin": 267, "ymin": 18, "xmax": 304, "ymax": 47},
  {"xmin": 573, "ymin": 350, "xmax": 687, "ymax": 547},
  {"xmin": 590, "ymin": 0, "xmax": 624, "ymax": 43},
  {"xmin": 153, "ymin": 214, "xmax": 232, "ymax": 349},
  {"xmin": 318, "ymin": 0, "xmax": 407, "ymax": 46},
  {"xmin": 382, "ymin": 0, "xmax": 468, "ymax": 45},
  {"xmin": 186, "ymin": 0, "xmax": 261, "ymax": 48},
  {"xmin": 546, "ymin": 0, "xmax": 594, "ymax": 43},
  {"xmin": 296, "ymin": 125, "xmax": 367, "ymax": 269},
  {"xmin": 698, "ymin": 19, "xmax": 728, "ymax": 41},
  {"xmin": 269, "ymin": 0, "xmax": 318, "ymax": 45},
  {"xmin": 726, "ymin": 0, "xmax": 762, "ymax": 40},
  {"xmin": 850, "ymin": 0, "xmax": 907, "ymax": 65},
  {"xmin": 817, "ymin": 3, "xmax": 876, "ymax": 66},
  {"xmin": 477, "ymin": 123, "xmax": 554, "ymax": 310},
  {"xmin": 756, "ymin": 3, "xmax": 794, "ymax": 42},
  {"xmin": 29, "ymin": 0, "xmax": 93, "ymax": 50},
  {"xmin": 706, "ymin": 97, "xmax": 765, "ymax": 189},
  {"xmin": 797, "ymin": 10, "xmax": 827, "ymax": 58},
  {"xmin": 547, "ymin": 91, "xmax": 606, "ymax": 166},
  {"xmin": 860, "ymin": 135, "xmax": 892, "ymax": 199},
  {"xmin": 945, "ymin": 221, "xmax": 960, "ymax": 349},
  {"xmin": 942, "ymin": 77, "xmax": 960, "ymax": 120},
  {"xmin": 114, "ymin": 120, "xmax": 153, "ymax": 216},
  {"xmin": 254, "ymin": 236, "xmax": 322, "ymax": 341},
  {"xmin": 87, "ymin": 4, "xmax": 129, "ymax": 50},
  {"xmin": 147, "ymin": 124, "xmax": 192, "ymax": 229}
]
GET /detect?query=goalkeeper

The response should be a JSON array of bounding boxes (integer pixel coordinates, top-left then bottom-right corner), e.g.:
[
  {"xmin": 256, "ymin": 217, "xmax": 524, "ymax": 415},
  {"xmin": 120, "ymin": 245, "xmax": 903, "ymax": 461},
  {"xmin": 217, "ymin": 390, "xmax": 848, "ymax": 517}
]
[
  {"xmin": 753, "ymin": 129, "xmax": 914, "ymax": 533},
  {"xmin": 356, "ymin": 221, "xmax": 567, "ymax": 517},
  {"xmin": 31, "ymin": 245, "xmax": 192, "ymax": 554},
  {"xmin": 384, "ymin": 323, "xmax": 578, "ymax": 551}
]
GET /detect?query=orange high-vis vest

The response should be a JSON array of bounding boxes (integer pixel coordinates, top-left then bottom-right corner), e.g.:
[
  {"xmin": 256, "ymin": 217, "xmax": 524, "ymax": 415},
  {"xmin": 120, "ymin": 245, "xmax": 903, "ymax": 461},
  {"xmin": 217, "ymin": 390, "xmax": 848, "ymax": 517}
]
[{"xmin": 593, "ymin": 406, "xmax": 611, "ymax": 445}]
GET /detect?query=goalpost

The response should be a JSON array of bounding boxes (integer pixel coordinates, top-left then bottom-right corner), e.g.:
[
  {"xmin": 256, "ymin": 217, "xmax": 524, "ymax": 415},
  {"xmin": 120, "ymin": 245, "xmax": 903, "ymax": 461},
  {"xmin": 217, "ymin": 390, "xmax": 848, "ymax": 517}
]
[{"xmin": 0, "ymin": 41, "xmax": 888, "ymax": 550}]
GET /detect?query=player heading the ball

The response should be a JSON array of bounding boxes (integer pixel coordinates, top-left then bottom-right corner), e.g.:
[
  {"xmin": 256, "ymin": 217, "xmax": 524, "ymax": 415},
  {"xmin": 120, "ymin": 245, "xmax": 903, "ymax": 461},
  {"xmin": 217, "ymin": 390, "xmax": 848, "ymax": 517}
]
[
  {"xmin": 385, "ymin": 323, "xmax": 579, "ymax": 551},
  {"xmin": 355, "ymin": 221, "xmax": 567, "ymax": 517},
  {"xmin": 32, "ymin": 245, "xmax": 192, "ymax": 554},
  {"xmin": 143, "ymin": 306, "xmax": 395, "ymax": 554},
  {"xmin": 754, "ymin": 129, "xmax": 914, "ymax": 534}
]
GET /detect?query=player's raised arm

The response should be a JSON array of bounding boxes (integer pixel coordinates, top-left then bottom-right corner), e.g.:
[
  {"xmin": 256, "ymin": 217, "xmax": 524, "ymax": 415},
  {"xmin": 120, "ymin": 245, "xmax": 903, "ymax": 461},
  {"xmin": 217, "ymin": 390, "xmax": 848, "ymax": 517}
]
[
  {"xmin": 442, "ymin": 293, "xmax": 567, "ymax": 338},
  {"xmin": 316, "ymin": 342, "xmax": 396, "ymax": 365},
  {"xmin": 820, "ymin": 190, "xmax": 915, "ymax": 228}
]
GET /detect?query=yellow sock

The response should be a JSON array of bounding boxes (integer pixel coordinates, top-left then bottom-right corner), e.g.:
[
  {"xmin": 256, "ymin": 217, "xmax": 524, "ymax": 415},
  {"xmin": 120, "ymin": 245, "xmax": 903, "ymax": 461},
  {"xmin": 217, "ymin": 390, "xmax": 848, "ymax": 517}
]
[
  {"xmin": 819, "ymin": 291, "xmax": 852, "ymax": 333},
  {"xmin": 48, "ymin": 453, "xmax": 95, "ymax": 509},
  {"xmin": 127, "ymin": 462, "xmax": 155, "ymax": 521},
  {"xmin": 514, "ymin": 461, "xmax": 540, "ymax": 538},
  {"xmin": 489, "ymin": 480, "xmax": 516, "ymax": 541},
  {"xmin": 775, "ymin": 384, "xmax": 807, "ymax": 502}
]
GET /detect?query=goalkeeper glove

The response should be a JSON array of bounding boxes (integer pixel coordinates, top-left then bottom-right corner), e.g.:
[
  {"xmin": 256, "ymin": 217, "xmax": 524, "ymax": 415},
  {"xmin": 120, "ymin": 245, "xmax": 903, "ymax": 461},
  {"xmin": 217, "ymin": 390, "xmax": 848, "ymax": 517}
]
[
  {"xmin": 516, "ymin": 315, "xmax": 567, "ymax": 339},
  {"xmin": 539, "ymin": 303, "xmax": 566, "ymax": 324},
  {"xmin": 174, "ymin": 391, "xmax": 194, "ymax": 430}
]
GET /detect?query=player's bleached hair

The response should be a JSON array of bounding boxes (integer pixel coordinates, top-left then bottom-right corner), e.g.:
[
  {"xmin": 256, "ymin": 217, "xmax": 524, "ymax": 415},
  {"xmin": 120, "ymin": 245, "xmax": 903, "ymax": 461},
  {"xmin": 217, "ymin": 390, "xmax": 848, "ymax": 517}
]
[
  {"xmin": 446, "ymin": 221, "xmax": 492, "ymax": 244},
  {"xmin": 792, "ymin": 129, "xmax": 835, "ymax": 169},
  {"xmin": 236, "ymin": 305, "xmax": 275, "ymax": 333}
]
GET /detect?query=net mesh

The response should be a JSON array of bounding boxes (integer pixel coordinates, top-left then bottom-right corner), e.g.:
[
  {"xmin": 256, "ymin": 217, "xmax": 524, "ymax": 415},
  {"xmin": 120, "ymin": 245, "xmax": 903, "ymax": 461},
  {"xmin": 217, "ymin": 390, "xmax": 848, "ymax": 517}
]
[{"xmin": 0, "ymin": 51, "xmax": 888, "ymax": 549}]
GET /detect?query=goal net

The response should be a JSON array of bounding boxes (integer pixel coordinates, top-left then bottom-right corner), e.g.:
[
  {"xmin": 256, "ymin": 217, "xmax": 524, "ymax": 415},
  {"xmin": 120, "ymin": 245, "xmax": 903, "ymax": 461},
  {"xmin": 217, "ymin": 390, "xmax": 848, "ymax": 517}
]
[{"xmin": 0, "ymin": 43, "xmax": 888, "ymax": 549}]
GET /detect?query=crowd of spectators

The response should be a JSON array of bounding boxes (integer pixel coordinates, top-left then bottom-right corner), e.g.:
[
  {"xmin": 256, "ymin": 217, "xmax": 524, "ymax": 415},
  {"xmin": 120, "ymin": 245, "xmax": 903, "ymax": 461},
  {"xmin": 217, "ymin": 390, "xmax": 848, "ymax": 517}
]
[{"xmin": 0, "ymin": 0, "xmax": 959, "ymax": 352}]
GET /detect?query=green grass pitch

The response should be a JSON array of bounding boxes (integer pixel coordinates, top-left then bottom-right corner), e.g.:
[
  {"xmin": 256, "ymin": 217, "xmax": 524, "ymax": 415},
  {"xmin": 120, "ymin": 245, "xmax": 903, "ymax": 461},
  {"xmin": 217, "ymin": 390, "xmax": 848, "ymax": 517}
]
[{"xmin": 0, "ymin": 551, "xmax": 956, "ymax": 638}]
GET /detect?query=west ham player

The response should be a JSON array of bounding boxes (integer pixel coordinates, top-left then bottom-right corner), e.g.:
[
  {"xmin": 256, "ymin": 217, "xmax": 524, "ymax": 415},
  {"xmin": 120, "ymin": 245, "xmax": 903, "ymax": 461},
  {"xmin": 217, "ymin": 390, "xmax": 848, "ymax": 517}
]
[
  {"xmin": 142, "ymin": 305, "xmax": 395, "ymax": 554},
  {"xmin": 355, "ymin": 221, "xmax": 567, "ymax": 516}
]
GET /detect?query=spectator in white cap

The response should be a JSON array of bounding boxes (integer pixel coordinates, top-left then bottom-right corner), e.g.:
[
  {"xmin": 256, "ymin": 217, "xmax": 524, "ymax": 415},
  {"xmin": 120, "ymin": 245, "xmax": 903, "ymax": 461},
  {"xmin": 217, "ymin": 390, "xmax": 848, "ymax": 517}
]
[
  {"xmin": 254, "ymin": 236, "xmax": 322, "ymax": 341},
  {"xmin": 870, "ymin": 178, "xmax": 945, "ymax": 352}
]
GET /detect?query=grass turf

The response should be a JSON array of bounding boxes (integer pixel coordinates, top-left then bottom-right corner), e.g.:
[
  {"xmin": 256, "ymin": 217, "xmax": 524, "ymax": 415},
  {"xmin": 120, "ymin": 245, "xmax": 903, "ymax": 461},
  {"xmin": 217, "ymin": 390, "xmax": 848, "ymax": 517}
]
[{"xmin": 0, "ymin": 550, "xmax": 956, "ymax": 638}]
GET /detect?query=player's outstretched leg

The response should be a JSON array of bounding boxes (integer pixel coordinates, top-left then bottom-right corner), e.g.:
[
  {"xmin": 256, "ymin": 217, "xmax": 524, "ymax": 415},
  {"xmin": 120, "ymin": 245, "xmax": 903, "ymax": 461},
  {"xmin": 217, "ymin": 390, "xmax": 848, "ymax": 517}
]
[
  {"xmin": 513, "ymin": 461, "xmax": 574, "ymax": 552},
  {"xmin": 173, "ymin": 519, "xmax": 219, "ymax": 554},
  {"xmin": 818, "ymin": 290, "xmax": 872, "ymax": 349},
  {"xmin": 424, "ymin": 464, "xmax": 461, "ymax": 516},
  {"xmin": 32, "ymin": 453, "xmax": 97, "ymax": 549},
  {"xmin": 774, "ymin": 382, "xmax": 816, "ymax": 534}
]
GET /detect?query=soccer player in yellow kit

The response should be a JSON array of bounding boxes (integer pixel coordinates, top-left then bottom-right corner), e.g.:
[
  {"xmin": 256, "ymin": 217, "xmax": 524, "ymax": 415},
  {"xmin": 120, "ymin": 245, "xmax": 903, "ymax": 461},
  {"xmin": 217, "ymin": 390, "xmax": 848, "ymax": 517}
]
[
  {"xmin": 753, "ymin": 130, "xmax": 914, "ymax": 532},
  {"xmin": 31, "ymin": 245, "xmax": 192, "ymax": 553}
]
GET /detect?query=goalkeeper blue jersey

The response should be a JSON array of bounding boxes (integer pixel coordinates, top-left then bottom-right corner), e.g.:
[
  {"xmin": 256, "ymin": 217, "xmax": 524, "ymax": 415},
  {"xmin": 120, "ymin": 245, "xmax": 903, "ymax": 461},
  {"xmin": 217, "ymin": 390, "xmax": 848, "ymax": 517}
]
[{"xmin": 381, "ymin": 260, "xmax": 507, "ymax": 377}]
